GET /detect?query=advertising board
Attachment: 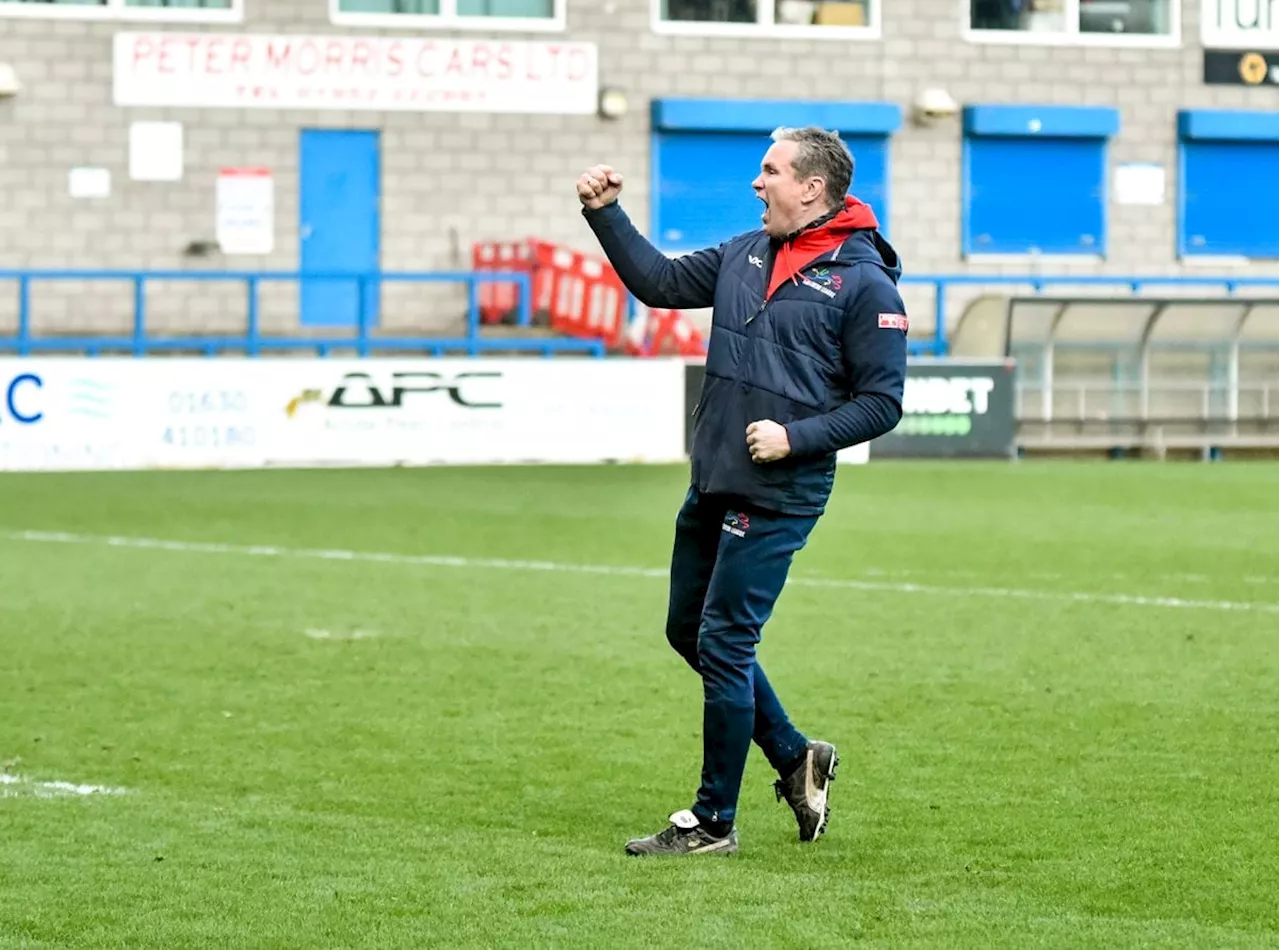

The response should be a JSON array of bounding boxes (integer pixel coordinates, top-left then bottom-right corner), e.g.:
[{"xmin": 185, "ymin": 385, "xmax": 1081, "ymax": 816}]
[
  {"xmin": 681, "ymin": 359, "xmax": 1016, "ymax": 460},
  {"xmin": 871, "ymin": 360, "xmax": 1017, "ymax": 459},
  {"xmin": 0, "ymin": 359, "xmax": 687, "ymax": 472}
]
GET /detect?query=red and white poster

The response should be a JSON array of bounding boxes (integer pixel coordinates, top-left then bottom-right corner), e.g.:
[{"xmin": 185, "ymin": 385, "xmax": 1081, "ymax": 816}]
[{"xmin": 112, "ymin": 32, "xmax": 598, "ymax": 114}]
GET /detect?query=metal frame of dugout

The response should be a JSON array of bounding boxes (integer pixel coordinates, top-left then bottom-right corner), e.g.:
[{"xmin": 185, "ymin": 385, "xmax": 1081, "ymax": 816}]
[{"xmin": 1004, "ymin": 294, "xmax": 1279, "ymax": 459}]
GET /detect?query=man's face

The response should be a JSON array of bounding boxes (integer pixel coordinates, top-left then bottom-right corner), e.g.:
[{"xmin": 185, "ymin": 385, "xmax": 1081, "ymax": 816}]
[{"xmin": 752, "ymin": 139, "xmax": 820, "ymax": 239}]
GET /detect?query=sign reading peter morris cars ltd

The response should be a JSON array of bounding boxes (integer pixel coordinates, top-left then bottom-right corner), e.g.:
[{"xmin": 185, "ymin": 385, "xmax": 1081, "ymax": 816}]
[{"xmin": 112, "ymin": 33, "xmax": 598, "ymax": 114}]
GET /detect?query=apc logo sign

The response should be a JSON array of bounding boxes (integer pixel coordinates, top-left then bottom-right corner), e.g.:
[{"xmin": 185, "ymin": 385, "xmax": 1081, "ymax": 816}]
[
  {"xmin": 2, "ymin": 373, "xmax": 42, "ymax": 425},
  {"xmin": 286, "ymin": 371, "xmax": 502, "ymax": 417}
]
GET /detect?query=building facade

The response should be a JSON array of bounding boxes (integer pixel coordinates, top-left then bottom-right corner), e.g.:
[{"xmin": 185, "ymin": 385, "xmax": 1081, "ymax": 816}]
[{"xmin": 0, "ymin": 0, "xmax": 1275, "ymax": 338}]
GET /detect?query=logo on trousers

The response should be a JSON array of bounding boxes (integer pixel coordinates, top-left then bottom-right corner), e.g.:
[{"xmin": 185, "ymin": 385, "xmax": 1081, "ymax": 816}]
[{"xmin": 722, "ymin": 512, "xmax": 750, "ymax": 538}]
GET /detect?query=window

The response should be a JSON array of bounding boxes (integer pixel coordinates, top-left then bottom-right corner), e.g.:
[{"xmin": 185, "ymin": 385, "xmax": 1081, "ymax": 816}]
[
  {"xmin": 0, "ymin": 0, "xmax": 237, "ymax": 19},
  {"xmin": 333, "ymin": 0, "xmax": 563, "ymax": 29},
  {"xmin": 967, "ymin": 0, "xmax": 1179, "ymax": 44},
  {"xmin": 1178, "ymin": 109, "xmax": 1280, "ymax": 260},
  {"xmin": 962, "ymin": 105, "xmax": 1120, "ymax": 258},
  {"xmin": 651, "ymin": 98, "xmax": 899, "ymax": 252},
  {"xmin": 655, "ymin": 0, "xmax": 879, "ymax": 37}
]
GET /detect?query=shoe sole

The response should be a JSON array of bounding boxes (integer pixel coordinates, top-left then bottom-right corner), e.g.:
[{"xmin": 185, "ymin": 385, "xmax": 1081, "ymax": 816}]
[{"xmin": 808, "ymin": 746, "xmax": 839, "ymax": 842}]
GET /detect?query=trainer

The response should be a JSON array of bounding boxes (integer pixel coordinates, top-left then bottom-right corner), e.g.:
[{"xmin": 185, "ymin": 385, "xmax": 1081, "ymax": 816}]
[{"xmin": 577, "ymin": 126, "xmax": 908, "ymax": 857}]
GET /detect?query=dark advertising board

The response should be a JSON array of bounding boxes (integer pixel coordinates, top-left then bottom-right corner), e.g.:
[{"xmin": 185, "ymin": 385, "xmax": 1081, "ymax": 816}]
[
  {"xmin": 1203, "ymin": 49, "xmax": 1279, "ymax": 85},
  {"xmin": 870, "ymin": 359, "xmax": 1016, "ymax": 458},
  {"xmin": 682, "ymin": 359, "xmax": 1016, "ymax": 459}
]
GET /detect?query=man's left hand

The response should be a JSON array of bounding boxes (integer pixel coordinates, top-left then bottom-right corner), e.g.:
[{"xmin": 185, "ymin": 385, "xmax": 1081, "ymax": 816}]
[{"xmin": 746, "ymin": 420, "xmax": 791, "ymax": 463}]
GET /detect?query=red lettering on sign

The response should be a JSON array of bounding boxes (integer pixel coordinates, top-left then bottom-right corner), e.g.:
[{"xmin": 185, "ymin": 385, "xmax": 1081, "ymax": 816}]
[
  {"xmin": 181, "ymin": 36, "xmax": 201, "ymax": 72},
  {"xmin": 204, "ymin": 37, "xmax": 226, "ymax": 74},
  {"xmin": 325, "ymin": 41, "xmax": 345, "ymax": 75},
  {"xmin": 351, "ymin": 41, "xmax": 372, "ymax": 75},
  {"xmin": 230, "ymin": 39, "xmax": 252, "ymax": 72},
  {"xmin": 131, "ymin": 36, "xmax": 155, "ymax": 68},
  {"xmin": 297, "ymin": 41, "xmax": 320, "ymax": 76},
  {"xmin": 444, "ymin": 46, "xmax": 466, "ymax": 76},
  {"xmin": 494, "ymin": 44, "xmax": 513, "ymax": 80},
  {"xmin": 265, "ymin": 40, "xmax": 292, "ymax": 71},
  {"xmin": 157, "ymin": 39, "xmax": 176, "ymax": 74}
]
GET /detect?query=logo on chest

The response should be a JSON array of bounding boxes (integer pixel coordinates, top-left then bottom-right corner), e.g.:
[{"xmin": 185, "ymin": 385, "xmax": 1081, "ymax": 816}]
[{"xmin": 799, "ymin": 267, "xmax": 842, "ymax": 299}]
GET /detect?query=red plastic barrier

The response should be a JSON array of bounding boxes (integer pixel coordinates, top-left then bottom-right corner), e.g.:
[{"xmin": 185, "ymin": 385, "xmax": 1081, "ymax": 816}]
[
  {"xmin": 471, "ymin": 240, "xmax": 532, "ymax": 325},
  {"xmin": 627, "ymin": 308, "xmax": 708, "ymax": 357},
  {"xmin": 530, "ymin": 241, "xmax": 629, "ymax": 348},
  {"xmin": 472, "ymin": 238, "xmax": 629, "ymax": 347},
  {"xmin": 470, "ymin": 238, "xmax": 708, "ymax": 357}
]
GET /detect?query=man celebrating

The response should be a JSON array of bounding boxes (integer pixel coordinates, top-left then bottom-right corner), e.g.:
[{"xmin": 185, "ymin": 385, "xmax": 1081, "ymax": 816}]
[{"xmin": 577, "ymin": 127, "xmax": 908, "ymax": 856}]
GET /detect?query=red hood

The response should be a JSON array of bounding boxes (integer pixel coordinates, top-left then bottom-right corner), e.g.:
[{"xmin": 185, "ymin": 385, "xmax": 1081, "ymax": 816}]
[
  {"xmin": 768, "ymin": 195, "xmax": 879, "ymax": 300},
  {"xmin": 826, "ymin": 194, "xmax": 880, "ymax": 232}
]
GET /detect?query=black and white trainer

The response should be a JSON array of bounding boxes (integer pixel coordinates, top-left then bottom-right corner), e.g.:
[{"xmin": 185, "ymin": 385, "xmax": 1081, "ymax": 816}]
[
  {"xmin": 774, "ymin": 740, "xmax": 839, "ymax": 842},
  {"xmin": 624, "ymin": 809, "xmax": 739, "ymax": 857}
]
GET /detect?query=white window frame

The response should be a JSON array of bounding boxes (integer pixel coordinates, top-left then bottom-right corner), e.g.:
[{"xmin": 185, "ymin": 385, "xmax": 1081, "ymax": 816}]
[
  {"xmin": 963, "ymin": 0, "xmax": 1181, "ymax": 48},
  {"xmin": 0, "ymin": 0, "xmax": 240, "ymax": 22},
  {"xmin": 331, "ymin": 0, "xmax": 565, "ymax": 31},
  {"xmin": 652, "ymin": 0, "xmax": 880, "ymax": 41}
]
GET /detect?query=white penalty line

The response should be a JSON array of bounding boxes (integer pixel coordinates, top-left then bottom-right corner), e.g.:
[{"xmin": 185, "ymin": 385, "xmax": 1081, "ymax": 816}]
[{"xmin": 3, "ymin": 529, "xmax": 1276, "ymax": 615}]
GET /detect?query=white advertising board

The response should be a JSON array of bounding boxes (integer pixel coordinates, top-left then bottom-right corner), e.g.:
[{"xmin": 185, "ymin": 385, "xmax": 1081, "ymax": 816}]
[
  {"xmin": 0, "ymin": 359, "xmax": 687, "ymax": 472},
  {"xmin": 112, "ymin": 33, "xmax": 598, "ymax": 114}
]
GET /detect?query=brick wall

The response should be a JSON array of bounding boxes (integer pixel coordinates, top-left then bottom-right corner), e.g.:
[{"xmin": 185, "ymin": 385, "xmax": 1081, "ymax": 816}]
[{"xmin": 0, "ymin": 0, "xmax": 1274, "ymax": 340}]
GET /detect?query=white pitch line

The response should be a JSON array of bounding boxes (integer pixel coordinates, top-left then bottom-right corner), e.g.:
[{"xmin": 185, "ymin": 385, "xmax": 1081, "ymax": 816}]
[
  {"xmin": 0, "ymin": 773, "xmax": 128, "ymax": 797},
  {"xmin": 304, "ymin": 627, "xmax": 377, "ymax": 640},
  {"xmin": 2, "ymin": 529, "xmax": 1276, "ymax": 615}
]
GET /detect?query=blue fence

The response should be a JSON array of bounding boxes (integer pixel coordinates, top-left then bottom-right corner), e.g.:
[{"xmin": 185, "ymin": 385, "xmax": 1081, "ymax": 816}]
[
  {"xmin": 0, "ymin": 269, "xmax": 604, "ymax": 358},
  {"xmin": 0, "ymin": 269, "xmax": 1273, "ymax": 358}
]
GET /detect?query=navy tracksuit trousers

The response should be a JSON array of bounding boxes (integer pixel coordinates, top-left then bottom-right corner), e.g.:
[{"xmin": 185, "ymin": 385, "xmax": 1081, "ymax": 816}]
[{"xmin": 664, "ymin": 486, "xmax": 819, "ymax": 826}]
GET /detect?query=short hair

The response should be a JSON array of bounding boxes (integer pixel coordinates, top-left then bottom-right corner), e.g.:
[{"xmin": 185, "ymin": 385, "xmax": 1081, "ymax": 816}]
[{"xmin": 770, "ymin": 126, "xmax": 854, "ymax": 210}]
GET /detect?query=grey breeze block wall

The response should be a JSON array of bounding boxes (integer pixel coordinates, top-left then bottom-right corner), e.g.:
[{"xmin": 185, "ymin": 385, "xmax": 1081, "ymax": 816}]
[{"xmin": 0, "ymin": 0, "xmax": 1274, "ymax": 343}]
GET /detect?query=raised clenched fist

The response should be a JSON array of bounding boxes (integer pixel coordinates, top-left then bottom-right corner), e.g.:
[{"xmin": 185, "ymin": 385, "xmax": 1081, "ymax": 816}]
[{"xmin": 576, "ymin": 165, "xmax": 624, "ymax": 210}]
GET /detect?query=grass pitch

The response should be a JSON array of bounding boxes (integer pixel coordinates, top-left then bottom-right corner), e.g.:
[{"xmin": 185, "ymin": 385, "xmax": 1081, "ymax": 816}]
[{"xmin": 0, "ymin": 461, "xmax": 1276, "ymax": 949}]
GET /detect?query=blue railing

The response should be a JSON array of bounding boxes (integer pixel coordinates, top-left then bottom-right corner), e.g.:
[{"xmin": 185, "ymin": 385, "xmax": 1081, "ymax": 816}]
[
  {"xmin": 0, "ymin": 268, "xmax": 607, "ymax": 358},
  {"xmin": 0, "ymin": 269, "xmax": 1274, "ymax": 358}
]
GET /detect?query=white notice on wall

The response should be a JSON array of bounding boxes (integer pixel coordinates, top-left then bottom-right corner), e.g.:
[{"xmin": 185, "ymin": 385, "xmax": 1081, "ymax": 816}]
[
  {"xmin": 1114, "ymin": 163, "xmax": 1166, "ymax": 206},
  {"xmin": 68, "ymin": 167, "xmax": 111, "ymax": 198},
  {"xmin": 129, "ymin": 121, "xmax": 184, "ymax": 181},
  {"xmin": 216, "ymin": 168, "xmax": 273, "ymax": 255}
]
